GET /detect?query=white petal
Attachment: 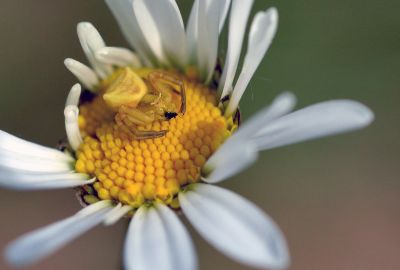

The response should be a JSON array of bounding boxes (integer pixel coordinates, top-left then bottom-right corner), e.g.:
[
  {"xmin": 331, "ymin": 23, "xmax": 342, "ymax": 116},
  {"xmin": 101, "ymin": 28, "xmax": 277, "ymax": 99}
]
[
  {"xmin": 198, "ymin": 0, "xmax": 227, "ymax": 83},
  {"xmin": 195, "ymin": 0, "xmax": 210, "ymax": 81},
  {"xmin": 218, "ymin": 0, "xmax": 254, "ymax": 99},
  {"xmin": 0, "ymin": 171, "xmax": 88, "ymax": 184},
  {"xmin": 20, "ymin": 178, "xmax": 94, "ymax": 190},
  {"xmin": 64, "ymin": 58, "xmax": 99, "ymax": 91},
  {"xmin": 217, "ymin": 0, "xmax": 231, "ymax": 33},
  {"xmin": 124, "ymin": 203, "xmax": 197, "ymax": 270},
  {"xmin": 64, "ymin": 84, "xmax": 83, "ymax": 151},
  {"xmin": 180, "ymin": 184, "xmax": 289, "ymax": 269},
  {"xmin": 65, "ymin": 83, "xmax": 81, "ymax": 107},
  {"xmin": 225, "ymin": 8, "xmax": 278, "ymax": 116},
  {"xmin": 187, "ymin": 0, "xmax": 229, "ymax": 82},
  {"xmin": 77, "ymin": 22, "xmax": 113, "ymax": 78},
  {"xmin": 202, "ymin": 93, "xmax": 295, "ymax": 183},
  {"xmin": 105, "ymin": 0, "xmax": 156, "ymax": 66},
  {"xmin": 133, "ymin": 0, "xmax": 186, "ymax": 68},
  {"xmin": 253, "ymin": 100, "xmax": 374, "ymax": 150},
  {"xmin": 185, "ymin": 0, "xmax": 200, "ymax": 65},
  {"xmin": 75, "ymin": 199, "xmax": 112, "ymax": 217},
  {"xmin": 64, "ymin": 105, "xmax": 83, "ymax": 151},
  {"xmin": 231, "ymin": 92, "xmax": 296, "ymax": 142},
  {"xmin": 103, "ymin": 203, "xmax": 133, "ymax": 226},
  {"xmin": 202, "ymin": 142, "xmax": 258, "ymax": 184},
  {"xmin": 0, "ymin": 150, "xmax": 73, "ymax": 173},
  {"xmin": 5, "ymin": 200, "xmax": 113, "ymax": 267},
  {"xmin": 0, "ymin": 130, "xmax": 73, "ymax": 163},
  {"xmin": 0, "ymin": 169, "xmax": 94, "ymax": 190},
  {"xmin": 133, "ymin": 0, "xmax": 167, "ymax": 65},
  {"xmin": 95, "ymin": 47, "xmax": 142, "ymax": 68}
]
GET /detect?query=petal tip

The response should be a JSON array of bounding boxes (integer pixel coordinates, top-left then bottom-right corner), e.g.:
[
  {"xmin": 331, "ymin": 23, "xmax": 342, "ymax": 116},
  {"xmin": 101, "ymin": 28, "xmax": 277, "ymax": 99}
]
[
  {"xmin": 95, "ymin": 48, "xmax": 108, "ymax": 58},
  {"xmin": 279, "ymin": 91, "xmax": 297, "ymax": 106},
  {"xmin": 77, "ymin": 21, "xmax": 92, "ymax": 30},
  {"xmin": 343, "ymin": 100, "xmax": 375, "ymax": 127},
  {"xmin": 64, "ymin": 58, "xmax": 73, "ymax": 67},
  {"xmin": 265, "ymin": 7, "xmax": 279, "ymax": 23},
  {"xmin": 4, "ymin": 245, "xmax": 21, "ymax": 267},
  {"xmin": 71, "ymin": 83, "xmax": 82, "ymax": 92}
]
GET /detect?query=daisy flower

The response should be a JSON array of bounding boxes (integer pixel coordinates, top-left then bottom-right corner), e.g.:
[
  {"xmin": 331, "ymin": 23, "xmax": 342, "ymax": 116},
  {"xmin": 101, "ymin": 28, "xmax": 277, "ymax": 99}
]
[{"xmin": 2, "ymin": 0, "xmax": 373, "ymax": 269}]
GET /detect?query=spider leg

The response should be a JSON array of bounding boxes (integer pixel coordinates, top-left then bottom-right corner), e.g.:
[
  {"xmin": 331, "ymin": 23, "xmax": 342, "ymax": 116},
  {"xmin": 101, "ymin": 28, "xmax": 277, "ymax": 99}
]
[
  {"xmin": 130, "ymin": 127, "xmax": 167, "ymax": 139},
  {"xmin": 116, "ymin": 105, "xmax": 167, "ymax": 139}
]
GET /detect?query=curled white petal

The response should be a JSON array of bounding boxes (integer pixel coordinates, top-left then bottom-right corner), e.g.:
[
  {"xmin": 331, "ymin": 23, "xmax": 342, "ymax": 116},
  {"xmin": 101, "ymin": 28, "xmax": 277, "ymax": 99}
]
[
  {"xmin": 226, "ymin": 8, "xmax": 278, "ymax": 116},
  {"xmin": 133, "ymin": 0, "xmax": 186, "ymax": 68},
  {"xmin": 64, "ymin": 105, "xmax": 83, "ymax": 151},
  {"xmin": 5, "ymin": 200, "xmax": 113, "ymax": 267},
  {"xmin": 65, "ymin": 83, "xmax": 82, "ymax": 107},
  {"xmin": 124, "ymin": 203, "xmax": 197, "ymax": 270},
  {"xmin": 179, "ymin": 184, "xmax": 290, "ymax": 269},
  {"xmin": 105, "ymin": 0, "xmax": 157, "ymax": 66},
  {"xmin": 0, "ymin": 130, "xmax": 73, "ymax": 163},
  {"xmin": 77, "ymin": 22, "xmax": 113, "ymax": 78},
  {"xmin": 103, "ymin": 204, "xmax": 133, "ymax": 226},
  {"xmin": 218, "ymin": 0, "xmax": 254, "ymax": 99},
  {"xmin": 95, "ymin": 47, "xmax": 142, "ymax": 68},
  {"xmin": 253, "ymin": 100, "xmax": 374, "ymax": 150},
  {"xmin": 64, "ymin": 58, "xmax": 99, "ymax": 91}
]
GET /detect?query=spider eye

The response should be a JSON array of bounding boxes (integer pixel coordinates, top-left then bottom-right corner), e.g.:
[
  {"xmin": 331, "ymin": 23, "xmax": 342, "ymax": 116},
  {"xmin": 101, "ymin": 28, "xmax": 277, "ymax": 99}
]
[{"xmin": 164, "ymin": 112, "xmax": 178, "ymax": 120}]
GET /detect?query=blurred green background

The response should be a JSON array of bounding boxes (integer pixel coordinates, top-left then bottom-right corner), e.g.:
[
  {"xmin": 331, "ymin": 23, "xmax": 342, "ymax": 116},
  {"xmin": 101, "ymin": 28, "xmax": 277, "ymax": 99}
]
[{"xmin": 0, "ymin": 0, "xmax": 399, "ymax": 269}]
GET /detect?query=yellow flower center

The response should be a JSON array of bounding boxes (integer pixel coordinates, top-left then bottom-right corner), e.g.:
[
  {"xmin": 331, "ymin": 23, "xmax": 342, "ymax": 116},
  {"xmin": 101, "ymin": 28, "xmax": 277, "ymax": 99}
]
[{"xmin": 74, "ymin": 68, "xmax": 234, "ymax": 208}]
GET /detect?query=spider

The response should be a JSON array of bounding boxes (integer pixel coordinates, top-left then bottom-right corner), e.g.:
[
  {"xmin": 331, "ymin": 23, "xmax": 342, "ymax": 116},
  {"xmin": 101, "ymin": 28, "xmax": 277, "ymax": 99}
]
[{"xmin": 103, "ymin": 67, "xmax": 186, "ymax": 139}]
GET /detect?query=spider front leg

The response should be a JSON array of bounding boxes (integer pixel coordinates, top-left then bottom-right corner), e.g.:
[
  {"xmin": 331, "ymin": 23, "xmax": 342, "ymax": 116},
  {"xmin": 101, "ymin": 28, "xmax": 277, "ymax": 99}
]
[
  {"xmin": 148, "ymin": 71, "xmax": 186, "ymax": 114},
  {"xmin": 115, "ymin": 105, "xmax": 167, "ymax": 139}
]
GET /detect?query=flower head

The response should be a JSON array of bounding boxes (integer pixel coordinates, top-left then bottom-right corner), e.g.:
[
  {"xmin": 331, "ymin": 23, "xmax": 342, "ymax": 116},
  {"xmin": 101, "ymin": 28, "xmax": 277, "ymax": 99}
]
[{"xmin": 2, "ymin": 1, "xmax": 373, "ymax": 270}]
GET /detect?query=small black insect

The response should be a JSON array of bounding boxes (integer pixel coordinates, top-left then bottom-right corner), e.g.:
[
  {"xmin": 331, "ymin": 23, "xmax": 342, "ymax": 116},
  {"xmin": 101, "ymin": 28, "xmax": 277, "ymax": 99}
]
[
  {"xmin": 80, "ymin": 89, "xmax": 96, "ymax": 104},
  {"xmin": 164, "ymin": 112, "xmax": 178, "ymax": 120}
]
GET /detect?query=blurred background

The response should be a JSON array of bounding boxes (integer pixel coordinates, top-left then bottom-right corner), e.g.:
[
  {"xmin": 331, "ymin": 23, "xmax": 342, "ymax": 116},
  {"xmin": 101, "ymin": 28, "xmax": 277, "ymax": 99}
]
[{"xmin": 0, "ymin": 0, "xmax": 399, "ymax": 269}]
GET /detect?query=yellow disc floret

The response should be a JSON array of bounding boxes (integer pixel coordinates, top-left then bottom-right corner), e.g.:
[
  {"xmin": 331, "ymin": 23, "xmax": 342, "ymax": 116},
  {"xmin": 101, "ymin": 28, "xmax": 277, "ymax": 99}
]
[{"xmin": 75, "ymin": 68, "xmax": 233, "ymax": 208}]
